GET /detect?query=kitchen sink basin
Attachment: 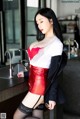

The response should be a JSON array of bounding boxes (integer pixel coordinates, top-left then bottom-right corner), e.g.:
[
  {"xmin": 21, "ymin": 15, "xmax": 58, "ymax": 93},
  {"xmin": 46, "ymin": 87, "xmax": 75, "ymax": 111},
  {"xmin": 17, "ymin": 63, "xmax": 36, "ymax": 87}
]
[
  {"xmin": 0, "ymin": 64, "xmax": 27, "ymax": 79},
  {"xmin": 0, "ymin": 66, "xmax": 10, "ymax": 79}
]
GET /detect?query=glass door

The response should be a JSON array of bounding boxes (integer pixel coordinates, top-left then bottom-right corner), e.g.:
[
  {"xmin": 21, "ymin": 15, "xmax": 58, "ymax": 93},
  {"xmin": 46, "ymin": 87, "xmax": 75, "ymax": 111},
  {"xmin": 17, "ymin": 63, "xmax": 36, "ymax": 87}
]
[
  {"xmin": 0, "ymin": 11, "xmax": 5, "ymax": 66},
  {"xmin": 3, "ymin": 0, "xmax": 22, "ymax": 64},
  {"xmin": 0, "ymin": 12, "xmax": 2, "ymax": 65},
  {"xmin": 25, "ymin": 0, "xmax": 46, "ymax": 48}
]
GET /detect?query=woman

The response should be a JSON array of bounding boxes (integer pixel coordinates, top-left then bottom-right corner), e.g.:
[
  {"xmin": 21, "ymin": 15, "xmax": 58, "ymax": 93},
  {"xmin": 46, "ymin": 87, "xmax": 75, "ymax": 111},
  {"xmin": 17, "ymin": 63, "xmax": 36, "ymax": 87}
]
[{"xmin": 13, "ymin": 8, "xmax": 65, "ymax": 119}]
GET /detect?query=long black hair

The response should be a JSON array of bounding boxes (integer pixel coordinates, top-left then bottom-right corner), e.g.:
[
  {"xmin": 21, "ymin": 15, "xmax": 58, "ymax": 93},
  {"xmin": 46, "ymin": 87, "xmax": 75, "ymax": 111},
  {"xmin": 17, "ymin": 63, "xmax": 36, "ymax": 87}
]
[{"xmin": 34, "ymin": 8, "xmax": 63, "ymax": 42}]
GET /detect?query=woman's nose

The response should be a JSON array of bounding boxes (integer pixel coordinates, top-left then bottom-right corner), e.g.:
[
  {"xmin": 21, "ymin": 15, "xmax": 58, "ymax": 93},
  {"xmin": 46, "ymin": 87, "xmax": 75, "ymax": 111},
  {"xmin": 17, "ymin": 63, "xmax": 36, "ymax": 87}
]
[{"xmin": 38, "ymin": 25, "xmax": 42, "ymax": 30}]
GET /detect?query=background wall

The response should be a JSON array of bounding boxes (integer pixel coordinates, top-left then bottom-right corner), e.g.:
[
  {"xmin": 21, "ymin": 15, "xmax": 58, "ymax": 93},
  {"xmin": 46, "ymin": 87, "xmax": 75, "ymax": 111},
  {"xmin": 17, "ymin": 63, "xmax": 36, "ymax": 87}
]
[
  {"xmin": 57, "ymin": 0, "xmax": 80, "ymax": 34},
  {"xmin": 57, "ymin": 0, "xmax": 80, "ymax": 17},
  {"xmin": 46, "ymin": 0, "xmax": 57, "ymax": 16}
]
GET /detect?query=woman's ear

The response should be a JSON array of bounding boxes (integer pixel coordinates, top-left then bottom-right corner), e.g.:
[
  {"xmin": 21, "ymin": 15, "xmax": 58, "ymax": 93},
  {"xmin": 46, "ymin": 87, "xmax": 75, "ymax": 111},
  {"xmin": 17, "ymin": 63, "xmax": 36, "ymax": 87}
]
[{"xmin": 50, "ymin": 19, "xmax": 53, "ymax": 24}]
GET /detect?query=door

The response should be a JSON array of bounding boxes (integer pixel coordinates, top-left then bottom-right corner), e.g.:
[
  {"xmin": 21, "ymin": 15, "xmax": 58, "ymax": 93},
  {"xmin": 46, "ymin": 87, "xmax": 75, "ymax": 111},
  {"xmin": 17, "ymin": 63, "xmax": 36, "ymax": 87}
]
[
  {"xmin": 0, "ymin": 12, "xmax": 2, "ymax": 64},
  {"xmin": 1, "ymin": 0, "xmax": 22, "ymax": 65},
  {"xmin": 0, "ymin": 11, "xmax": 5, "ymax": 66},
  {"xmin": 25, "ymin": 0, "xmax": 46, "ymax": 48}
]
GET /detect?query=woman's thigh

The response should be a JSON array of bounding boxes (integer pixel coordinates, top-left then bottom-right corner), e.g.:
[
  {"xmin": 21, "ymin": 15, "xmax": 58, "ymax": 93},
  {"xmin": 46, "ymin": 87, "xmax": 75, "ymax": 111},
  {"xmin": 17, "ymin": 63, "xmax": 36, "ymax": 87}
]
[
  {"xmin": 22, "ymin": 91, "xmax": 44, "ymax": 109},
  {"xmin": 13, "ymin": 92, "xmax": 44, "ymax": 119}
]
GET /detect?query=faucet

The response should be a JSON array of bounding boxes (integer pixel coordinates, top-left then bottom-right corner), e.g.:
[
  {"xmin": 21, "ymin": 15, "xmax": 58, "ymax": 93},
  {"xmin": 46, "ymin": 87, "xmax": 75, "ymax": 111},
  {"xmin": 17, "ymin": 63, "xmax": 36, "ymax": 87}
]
[
  {"xmin": 5, "ymin": 50, "xmax": 13, "ymax": 79},
  {"xmin": 19, "ymin": 49, "xmax": 30, "ymax": 70},
  {"xmin": 19, "ymin": 59, "xmax": 29, "ymax": 71}
]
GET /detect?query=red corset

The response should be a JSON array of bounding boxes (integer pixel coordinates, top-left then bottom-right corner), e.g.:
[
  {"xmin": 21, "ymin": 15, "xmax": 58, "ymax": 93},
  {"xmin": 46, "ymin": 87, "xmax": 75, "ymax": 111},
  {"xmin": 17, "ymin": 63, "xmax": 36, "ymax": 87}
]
[
  {"xmin": 28, "ymin": 65, "xmax": 48, "ymax": 95},
  {"xmin": 27, "ymin": 47, "xmax": 42, "ymax": 60}
]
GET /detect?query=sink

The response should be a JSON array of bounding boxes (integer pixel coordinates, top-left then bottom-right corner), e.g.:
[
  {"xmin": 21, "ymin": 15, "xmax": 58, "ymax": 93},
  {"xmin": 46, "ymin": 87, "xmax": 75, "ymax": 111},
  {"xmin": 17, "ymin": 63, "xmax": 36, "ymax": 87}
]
[
  {"xmin": 0, "ymin": 68, "xmax": 17, "ymax": 79},
  {"xmin": 0, "ymin": 64, "xmax": 28, "ymax": 79},
  {"xmin": 0, "ymin": 66, "xmax": 10, "ymax": 79}
]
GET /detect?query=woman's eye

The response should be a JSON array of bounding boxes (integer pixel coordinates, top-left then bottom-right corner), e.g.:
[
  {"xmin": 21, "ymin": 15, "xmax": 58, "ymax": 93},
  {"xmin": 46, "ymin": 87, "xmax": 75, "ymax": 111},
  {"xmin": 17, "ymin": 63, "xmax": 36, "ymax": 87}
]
[{"xmin": 40, "ymin": 21, "xmax": 43, "ymax": 23}]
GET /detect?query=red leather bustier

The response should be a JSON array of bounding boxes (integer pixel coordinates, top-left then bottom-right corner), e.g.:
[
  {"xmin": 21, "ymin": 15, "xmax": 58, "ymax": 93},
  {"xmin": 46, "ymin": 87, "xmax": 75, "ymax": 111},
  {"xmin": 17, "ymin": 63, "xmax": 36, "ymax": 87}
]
[{"xmin": 28, "ymin": 65, "xmax": 48, "ymax": 95}]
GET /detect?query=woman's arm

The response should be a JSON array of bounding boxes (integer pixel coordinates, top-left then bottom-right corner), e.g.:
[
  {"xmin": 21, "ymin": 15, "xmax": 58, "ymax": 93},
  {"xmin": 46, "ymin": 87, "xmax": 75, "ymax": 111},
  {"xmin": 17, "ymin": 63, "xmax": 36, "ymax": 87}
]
[
  {"xmin": 45, "ymin": 80, "xmax": 58, "ymax": 110},
  {"xmin": 45, "ymin": 52, "xmax": 67, "ymax": 110},
  {"xmin": 44, "ymin": 55, "xmax": 62, "ymax": 110}
]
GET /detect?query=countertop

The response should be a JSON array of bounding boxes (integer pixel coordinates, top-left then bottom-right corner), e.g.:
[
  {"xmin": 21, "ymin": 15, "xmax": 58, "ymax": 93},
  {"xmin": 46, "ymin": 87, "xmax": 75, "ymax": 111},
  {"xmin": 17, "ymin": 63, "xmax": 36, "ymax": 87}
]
[
  {"xmin": 0, "ymin": 65, "xmax": 28, "ymax": 102},
  {"xmin": 0, "ymin": 76, "xmax": 27, "ymax": 91}
]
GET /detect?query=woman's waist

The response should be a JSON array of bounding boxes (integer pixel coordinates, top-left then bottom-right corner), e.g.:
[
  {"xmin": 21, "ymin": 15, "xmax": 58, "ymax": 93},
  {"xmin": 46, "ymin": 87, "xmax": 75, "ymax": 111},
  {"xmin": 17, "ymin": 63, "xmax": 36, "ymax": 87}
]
[
  {"xmin": 30, "ymin": 65, "xmax": 48, "ymax": 74},
  {"xmin": 29, "ymin": 65, "xmax": 48, "ymax": 80}
]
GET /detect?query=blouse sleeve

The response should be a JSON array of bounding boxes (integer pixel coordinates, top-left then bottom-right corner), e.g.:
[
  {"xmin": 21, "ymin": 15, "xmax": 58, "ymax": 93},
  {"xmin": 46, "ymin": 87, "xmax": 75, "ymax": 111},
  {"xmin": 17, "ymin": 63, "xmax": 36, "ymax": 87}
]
[{"xmin": 48, "ymin": 40, "xmax": 63, "ymax": 57}]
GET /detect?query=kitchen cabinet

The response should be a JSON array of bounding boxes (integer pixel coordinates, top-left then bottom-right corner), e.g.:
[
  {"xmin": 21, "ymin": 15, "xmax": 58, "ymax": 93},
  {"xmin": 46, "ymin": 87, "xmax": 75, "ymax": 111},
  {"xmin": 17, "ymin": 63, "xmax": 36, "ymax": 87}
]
[{"xmin": 58, "ymin": 15, "xmax": 79, "ymax": 59}]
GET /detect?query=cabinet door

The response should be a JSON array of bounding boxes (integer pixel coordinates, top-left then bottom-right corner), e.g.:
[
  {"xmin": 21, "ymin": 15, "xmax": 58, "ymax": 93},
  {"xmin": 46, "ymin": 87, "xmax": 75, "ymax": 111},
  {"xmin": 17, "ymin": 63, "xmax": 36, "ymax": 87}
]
[{"xmin": 59, "ymin": 19, "xmax": 79, "ymax": 59}]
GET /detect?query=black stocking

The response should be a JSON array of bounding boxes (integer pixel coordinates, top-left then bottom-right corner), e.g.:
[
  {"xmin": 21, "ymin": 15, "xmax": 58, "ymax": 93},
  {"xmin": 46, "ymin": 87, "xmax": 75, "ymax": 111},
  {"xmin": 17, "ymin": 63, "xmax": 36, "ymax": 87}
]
[
  {"xmin": 13, "ymin": 109, "xmax": 41, "ymax": 119},
  {"xmin": 25, "ymin": 109, "xmax": 43, "ymax": 119},
  {"xmin": 13, "ymin": 103, "xmax": 32, "ymax": 119},
  {"xmin": 33, "ymin": 109, "xmax": 43, "ymax": 119}
]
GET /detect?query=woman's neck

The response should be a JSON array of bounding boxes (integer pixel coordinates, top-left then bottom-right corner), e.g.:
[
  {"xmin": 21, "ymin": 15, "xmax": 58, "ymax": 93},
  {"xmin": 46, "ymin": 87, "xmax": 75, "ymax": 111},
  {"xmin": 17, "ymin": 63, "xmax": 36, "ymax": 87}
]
[
  {"xmin": 45, "ymin": 33, "xmax": 55, "ymax": 40},
  {"xmin": 45, "ymin": 30, "xmax": 55, "ymax": 39}
]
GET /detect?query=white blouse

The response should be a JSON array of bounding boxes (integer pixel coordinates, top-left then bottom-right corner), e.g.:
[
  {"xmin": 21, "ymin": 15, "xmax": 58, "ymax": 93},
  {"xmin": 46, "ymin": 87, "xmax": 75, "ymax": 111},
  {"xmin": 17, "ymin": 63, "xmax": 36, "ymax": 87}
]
[{"xmin": 30, "ymin": 36, "xmax": 63, "ymax": 68}]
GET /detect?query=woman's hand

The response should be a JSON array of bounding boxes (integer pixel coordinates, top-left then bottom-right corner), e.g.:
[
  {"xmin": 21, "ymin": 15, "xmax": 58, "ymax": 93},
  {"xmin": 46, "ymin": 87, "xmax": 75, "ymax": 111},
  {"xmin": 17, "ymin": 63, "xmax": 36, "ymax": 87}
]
[
  {"xmin": 17, "ymin": 71, "xmax": 24, "ymax": 78},
  {"xmin": 45, "ymin": 100, "xmax": 56, "ymax": 110}
]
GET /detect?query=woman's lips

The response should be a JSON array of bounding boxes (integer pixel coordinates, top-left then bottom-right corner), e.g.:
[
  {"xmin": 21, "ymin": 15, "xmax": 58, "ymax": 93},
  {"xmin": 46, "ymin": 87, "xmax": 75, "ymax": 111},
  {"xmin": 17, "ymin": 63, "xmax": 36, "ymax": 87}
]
[{"xmin": 40, "ymin": 29, "xmax": 43, "ymax": 32}]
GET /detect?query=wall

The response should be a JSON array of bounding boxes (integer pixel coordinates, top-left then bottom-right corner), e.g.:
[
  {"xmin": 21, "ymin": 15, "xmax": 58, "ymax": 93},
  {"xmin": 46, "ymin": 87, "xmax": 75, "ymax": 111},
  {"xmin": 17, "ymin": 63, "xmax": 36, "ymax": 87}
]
[
  {"xmin": 46, "ymin": 0, "xmax": 58, "ymax": 16},
  {"xmin": 27, "ymin": 0, "xmax": 38, "ymax": 7},
  {"xmin": 56, "ymin": 0, "xmax": 80, "ymax": 33},
  {"xmin": 57, "ymin": 0, "xmax": 80, "ymax": 17},
  {"xmin": 51, "ymin": 0, "xmax": 57, "ymax": 16}
]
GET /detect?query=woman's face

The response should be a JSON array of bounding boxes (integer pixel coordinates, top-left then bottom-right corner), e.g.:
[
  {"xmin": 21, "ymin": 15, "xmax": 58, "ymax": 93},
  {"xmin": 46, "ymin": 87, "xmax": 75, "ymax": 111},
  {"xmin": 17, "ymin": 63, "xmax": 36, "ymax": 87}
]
[{"xmin": 36, "ymin": 14, "xmax": 53, "ymax": 35}]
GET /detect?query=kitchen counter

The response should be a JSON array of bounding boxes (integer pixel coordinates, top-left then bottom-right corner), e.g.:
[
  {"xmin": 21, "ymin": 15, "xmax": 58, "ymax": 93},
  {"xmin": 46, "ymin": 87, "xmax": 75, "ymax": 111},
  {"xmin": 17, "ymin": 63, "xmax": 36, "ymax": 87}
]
[
  {"xmin": 0, "ymin": 65, "xmax": 28, "ymax": 102},
  {"xmin": 0, "ymin": 66, "xmax": 28, "ymax": 119},
  {"xmin": 0, "ymin": 77, "xmax": 28, "ymax": 102}
]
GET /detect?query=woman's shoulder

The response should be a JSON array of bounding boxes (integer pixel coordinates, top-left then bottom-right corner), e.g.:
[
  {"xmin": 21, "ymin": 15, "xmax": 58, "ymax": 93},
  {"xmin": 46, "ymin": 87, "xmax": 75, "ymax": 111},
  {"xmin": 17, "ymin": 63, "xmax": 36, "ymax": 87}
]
[
  {"xmin": 53, "ymin": 36, "xmax": 63, "ymax": 45},
  {"xmin": 50, "ymin": 36, "xmax": 63, "ymax": 49},
  {"xmin": 47, "ymin": 36, "xmax": 63, "ymax": 56}
]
